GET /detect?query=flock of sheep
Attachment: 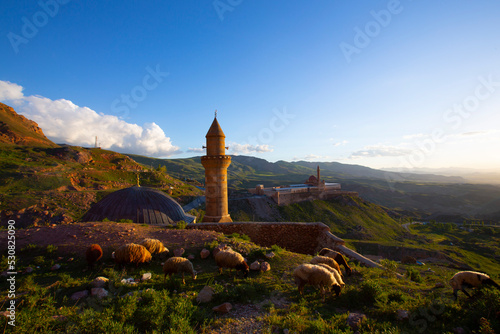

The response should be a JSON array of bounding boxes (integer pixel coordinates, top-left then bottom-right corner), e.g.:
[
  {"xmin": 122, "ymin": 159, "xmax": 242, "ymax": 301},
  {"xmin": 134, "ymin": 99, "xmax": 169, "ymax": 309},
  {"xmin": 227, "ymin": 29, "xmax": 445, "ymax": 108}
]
[
  {"xmin": 85, "ymin": 240, "xmax": 499, "ymax": 301},
  {"xmin": 84, "ymin": 239, "xmax": 250, "ymax": 285}
]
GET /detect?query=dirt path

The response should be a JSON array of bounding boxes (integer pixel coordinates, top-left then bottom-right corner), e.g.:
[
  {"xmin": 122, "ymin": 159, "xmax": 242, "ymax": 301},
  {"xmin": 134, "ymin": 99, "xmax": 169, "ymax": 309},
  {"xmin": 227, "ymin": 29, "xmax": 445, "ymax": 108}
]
[{"xmin": 0, "ymin": 221, "xmax": 222, "ymax": 256}]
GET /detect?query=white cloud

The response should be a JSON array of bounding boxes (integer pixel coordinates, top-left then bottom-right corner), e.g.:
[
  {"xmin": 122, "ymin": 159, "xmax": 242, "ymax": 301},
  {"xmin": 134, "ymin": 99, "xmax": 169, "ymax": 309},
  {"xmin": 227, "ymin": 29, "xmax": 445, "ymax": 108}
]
[
  {"xmin": 187, "ymin": 147, "xmax": 205, "ymax": 153},
  {"xmin": 0, "ymin": 80, "xmax": 180, "ymax": 157},
  {"xmin": 349, "ymin": 145, "xmax": 412, "ymax": 159},
  {"xmin": 293, "ymin": 154, "xmax": 333, "ymax": 161},
  {"xmin": 331, "ymin": 140, "xmax": 348, "ymax": 147},
  {"xmin": 0, "ymin": 81, "xmax": 24, "ymax": 100},
  {"xmin": 228, "ymin": 142, "xmax": 273, "ymax": 154}
]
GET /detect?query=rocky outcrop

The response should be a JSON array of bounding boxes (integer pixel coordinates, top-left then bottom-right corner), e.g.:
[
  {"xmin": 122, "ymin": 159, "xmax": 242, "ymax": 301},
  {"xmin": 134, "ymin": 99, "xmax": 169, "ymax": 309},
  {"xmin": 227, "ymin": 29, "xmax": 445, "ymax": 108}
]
[{"xmin": 0, "ymin": 102, "xmax": 57, "ymax": 147}]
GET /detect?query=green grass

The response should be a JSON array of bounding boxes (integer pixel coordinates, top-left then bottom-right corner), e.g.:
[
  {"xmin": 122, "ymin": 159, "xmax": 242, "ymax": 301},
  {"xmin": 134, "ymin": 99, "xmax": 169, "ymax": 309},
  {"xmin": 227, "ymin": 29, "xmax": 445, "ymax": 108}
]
[{"xmin": 1, "ymin": 235, "xmax": 499, "ymax": 333}]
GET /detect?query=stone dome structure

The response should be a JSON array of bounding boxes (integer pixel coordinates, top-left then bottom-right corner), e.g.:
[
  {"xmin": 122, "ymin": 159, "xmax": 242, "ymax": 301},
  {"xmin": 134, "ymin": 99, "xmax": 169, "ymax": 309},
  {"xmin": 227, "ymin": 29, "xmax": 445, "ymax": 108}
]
[{"xmin": 82, "ymin": 186, "xmax": 195, "ymax": 225}]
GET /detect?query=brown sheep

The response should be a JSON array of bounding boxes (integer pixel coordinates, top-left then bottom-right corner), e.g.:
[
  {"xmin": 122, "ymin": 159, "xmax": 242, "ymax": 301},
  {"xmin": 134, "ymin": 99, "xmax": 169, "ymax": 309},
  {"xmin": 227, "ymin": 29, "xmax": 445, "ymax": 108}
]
[
  {"xmin": 215, "ymin": 249, "xmax": 249, "ymax": 278},
  {"xmin": 163, "ymin": 257, "xmax": 197, "ymax": 284},
  {"xmin": 139, "ymin": 238, "xmax": 169, "ymax": 258},
  {"xmin": 318, "ymin": 248, "xmax": 352, "ymax": 275},
  {"xmin": 310, "ymin": 255, "xmax": 343, "ymax": 279},
  {"xmin": 113, "ymin": 243, "xmax": 152, "ymax": 267},
  {"xmin": 86, "ymin": 244, "xmax": 103, "ymax": 270},
  {"xmin": 293, "ymin": 264, "xmax": 342, "ymax": 301}
]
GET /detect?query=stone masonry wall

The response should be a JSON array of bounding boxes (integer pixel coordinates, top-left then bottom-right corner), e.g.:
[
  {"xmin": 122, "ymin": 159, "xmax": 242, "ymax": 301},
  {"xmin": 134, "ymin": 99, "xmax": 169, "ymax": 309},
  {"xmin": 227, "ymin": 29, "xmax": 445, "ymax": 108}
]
[{"xmin": 188, "ymin": 221, "xmax": 345, "ymax": 255}]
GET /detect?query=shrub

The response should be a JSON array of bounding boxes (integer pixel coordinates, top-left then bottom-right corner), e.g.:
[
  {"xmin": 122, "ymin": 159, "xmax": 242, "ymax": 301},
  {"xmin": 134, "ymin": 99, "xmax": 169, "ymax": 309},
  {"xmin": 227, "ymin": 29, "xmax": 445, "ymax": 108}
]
[
  {"xmin": 175, "ymin": 220, "xmax": 187, "ymax": 229},
  {"xmin": 406, "ymin": 267, "xmax": 423, "ymax": 283},
  {"xmin": 46, "ymin": 244, "xmax": 58, "ymax": 254},
  {"xmin": 379, "ymin": 259, "xmax": 398, "ymax": 277}
]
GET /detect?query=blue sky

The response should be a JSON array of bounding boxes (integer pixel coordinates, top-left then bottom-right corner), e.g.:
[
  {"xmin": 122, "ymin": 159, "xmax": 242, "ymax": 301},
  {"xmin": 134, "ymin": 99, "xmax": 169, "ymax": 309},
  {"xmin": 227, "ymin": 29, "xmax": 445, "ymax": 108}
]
[{"xmin": 1, "ymin": 0, "xmax": 500, "ymax": 170}]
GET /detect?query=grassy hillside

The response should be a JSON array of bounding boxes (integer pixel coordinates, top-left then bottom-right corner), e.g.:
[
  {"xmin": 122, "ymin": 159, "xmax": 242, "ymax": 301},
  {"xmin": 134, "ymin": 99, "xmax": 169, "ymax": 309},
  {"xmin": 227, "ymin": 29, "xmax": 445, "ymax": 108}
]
[
  {"xmin": 1, "ymin": 231, "xmax": 498, "ymax": 333},
  {"xmin": 0, "ymin": 144, "xmax": 202, "ymax": 226},
  {"xmin": 128, "ymin": 154, "xmax": 500, "ymax": 222}
]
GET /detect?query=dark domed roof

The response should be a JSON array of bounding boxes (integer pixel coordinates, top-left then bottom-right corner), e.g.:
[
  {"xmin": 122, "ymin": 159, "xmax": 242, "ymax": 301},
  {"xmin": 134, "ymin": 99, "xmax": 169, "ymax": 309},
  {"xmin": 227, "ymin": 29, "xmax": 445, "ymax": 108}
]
[{"xmin": 82, "ymin": 186, "xmax": 195, "ymax": 225}]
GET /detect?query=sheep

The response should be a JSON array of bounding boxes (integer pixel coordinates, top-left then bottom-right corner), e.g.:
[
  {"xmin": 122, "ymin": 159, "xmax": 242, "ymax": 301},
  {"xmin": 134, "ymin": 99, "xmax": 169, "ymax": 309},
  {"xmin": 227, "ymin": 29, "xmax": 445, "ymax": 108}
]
[
  {"xmin": 318, "ymin": 248, "xmax": 352, "ymax": 275},
  {"xmin": 293, "ymin": 264, "xmax": 342, "ymax": 301},
  {"xmin": 215, "ymin": 249, "xmax": 249, "ymax": 278},
  {"xmin": 310, "ymin": 255, "xmax": 343, "ymax": 279},
  {"xmin": 139, "ymin": 238, "xmax": 169, "ymax": 257},
  {"xmin": 85, "ymin": 244, "xmax": 103, "ymax": 270},
  {"xmin": 113, "ymin": 243, "xmax": 152, "ymax": 267},
  {"xmin": 163, "ymin": 257, "xmax": 197, "ymax": 284},
  {"xmin": 450, "ymin": 271, "xmax": 500, "ymax": 300},
  {"xmin": 315, "ymin": 263, "xmax": 345, "ymax": 288}
]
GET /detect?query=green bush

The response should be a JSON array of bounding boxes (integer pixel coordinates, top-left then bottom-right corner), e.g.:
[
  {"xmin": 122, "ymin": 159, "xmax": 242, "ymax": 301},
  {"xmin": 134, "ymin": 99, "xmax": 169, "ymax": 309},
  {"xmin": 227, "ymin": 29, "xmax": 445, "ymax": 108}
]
[
  {"xmin": 406, "ymin": 267, "xmax": 423, "ymax": 283},
  {"xmin": 175, "ymin": 220, "xmax": 187, "ymax": 229}
]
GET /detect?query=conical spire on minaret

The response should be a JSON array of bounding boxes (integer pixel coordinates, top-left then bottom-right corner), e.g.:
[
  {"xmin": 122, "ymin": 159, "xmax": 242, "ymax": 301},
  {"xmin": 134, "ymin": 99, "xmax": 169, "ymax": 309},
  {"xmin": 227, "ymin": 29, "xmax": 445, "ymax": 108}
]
[
  {"xmin": 205, "ymin": 111, "xmax": 227, "ymax": 156},
  {"xmin": 206, "ymin": 111, "xmax": 226, "ymax": 138}
]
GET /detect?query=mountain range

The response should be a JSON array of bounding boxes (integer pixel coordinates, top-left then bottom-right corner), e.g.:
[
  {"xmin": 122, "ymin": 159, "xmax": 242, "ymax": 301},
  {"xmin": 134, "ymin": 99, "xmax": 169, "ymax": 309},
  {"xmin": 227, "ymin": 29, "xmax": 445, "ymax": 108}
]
[{"xmin": 2, "ymin": 101, "xmax": 500, "ymax": 223}]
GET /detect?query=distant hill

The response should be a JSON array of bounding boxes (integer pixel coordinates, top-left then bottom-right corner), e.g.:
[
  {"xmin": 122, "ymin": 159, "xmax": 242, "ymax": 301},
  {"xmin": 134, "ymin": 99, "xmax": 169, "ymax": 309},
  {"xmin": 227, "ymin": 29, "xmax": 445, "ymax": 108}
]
[
  {"xmin": 127, "ymin": 154, "xmax": 500, "ymax": 222},
  {"xmin": 0, "ymin": 102, "xmax": 58, "ymax": 147}
]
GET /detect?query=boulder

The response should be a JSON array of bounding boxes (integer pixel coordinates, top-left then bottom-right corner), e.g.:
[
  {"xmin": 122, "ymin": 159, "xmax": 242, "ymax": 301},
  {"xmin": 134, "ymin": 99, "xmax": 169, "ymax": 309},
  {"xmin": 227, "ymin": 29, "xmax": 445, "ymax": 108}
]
[
  {"xmin": 196, "ymin": 286, "xmax": 215, "ymax": 303},
  {"xmin": 141, "ymin": 273, "xmax": 152, "ymax": 281},
  {"xmin": 51, "ymin": 264, "xmax": 61, "ymax": 271},
  {"xmin": 250, "ymin": 261, "xmax": 261, "ymax": 271},
  {"xmin": 91, "ymin": 288, "xmax": 108, "ymax": 299},
  {"xmin": 397, "ymin": 309, "xmax": 409, "ymax": 321},
  {"xmin": 260, "ymin": 262, "xmax": 271, "ymax": 272},
  {"xmin": 200, "ymin": 248, "xmax": 210, "ymax": 259},
  {"xmin": 71, "ymin": 290, "xmax": 89, "ymax": 300},
  {"xmin": 212, "ymin": 302, "xmax": 232, "ymax": 314},
  {"xmin": 347, "ymin": 313, "xmax": 366, "ymax": 330},
  {"xmin": 91, "ymin": 276, "xmax": 109, "ymax": 288},
  {"xmin": 265, "ymin": 252, "xmax": 276, "ymax": 259}
]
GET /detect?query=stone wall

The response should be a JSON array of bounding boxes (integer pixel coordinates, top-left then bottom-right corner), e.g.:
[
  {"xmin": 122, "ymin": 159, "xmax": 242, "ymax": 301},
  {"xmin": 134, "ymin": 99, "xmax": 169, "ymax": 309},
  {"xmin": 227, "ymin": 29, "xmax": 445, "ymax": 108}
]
[
  {"xmin": 188, "ymin": 221, "xmax": 345, "ymax": 255},
  {"xmin": 272, "ymin": 190, "xmax": 359, "ymax": 206}
]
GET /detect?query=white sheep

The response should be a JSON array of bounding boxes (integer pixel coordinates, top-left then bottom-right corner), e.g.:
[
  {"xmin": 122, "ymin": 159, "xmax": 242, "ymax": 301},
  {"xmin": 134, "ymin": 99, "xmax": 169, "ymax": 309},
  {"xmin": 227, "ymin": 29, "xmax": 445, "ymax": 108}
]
[
  {"xmin": 163, "ymin": 257, "xmax": 197, "ymax": 284},
  {"xmin": 310, "ymin": 255, "xmax": 343, "ymax": 278},
  {"xmin": 450, "ymin": 271, "xmax": 500, "ymax": 300},
  {"xmin": 214, "ymin": 249, "xmax": 249, "ymax": 278},
  {"xmin": 293, "ymin": 263, "xmax": 342, "ymax": 301},
  {"xmin": 315, "ymin": 263, "xmax": 345, "ymax": 287}
]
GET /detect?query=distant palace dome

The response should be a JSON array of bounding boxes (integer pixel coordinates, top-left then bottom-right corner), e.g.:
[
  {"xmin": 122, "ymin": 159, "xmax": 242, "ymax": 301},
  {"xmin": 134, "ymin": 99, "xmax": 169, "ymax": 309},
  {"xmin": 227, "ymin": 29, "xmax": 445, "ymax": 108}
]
[{"xmin": 82, "ymin": 186, "xmax": 195, "ymax": 225}]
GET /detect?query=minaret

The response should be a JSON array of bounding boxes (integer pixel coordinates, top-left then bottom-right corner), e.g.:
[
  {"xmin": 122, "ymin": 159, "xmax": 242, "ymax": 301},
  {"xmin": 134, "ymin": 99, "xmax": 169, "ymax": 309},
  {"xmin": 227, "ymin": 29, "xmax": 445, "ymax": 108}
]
[{"xmin": 201, "ymin": 112, "xmax": 232, "ymax": 223}]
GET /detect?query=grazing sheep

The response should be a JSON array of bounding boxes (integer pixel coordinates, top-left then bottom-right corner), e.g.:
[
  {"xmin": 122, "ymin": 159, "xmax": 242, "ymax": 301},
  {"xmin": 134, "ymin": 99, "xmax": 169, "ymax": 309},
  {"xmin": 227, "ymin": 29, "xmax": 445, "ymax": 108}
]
[
  {"xmin": 139, "ymin": 238, "xmax": 169, "ymax": 257},
  {"xmin": 113, "ymin": 243, "xmax": 152, "ymax": 267},
  {"xmin": 85, "ymin": 244, "xmax": 103, "ymax": 270},
  {"xmin": 315, "ymin": 263, "xmax": 345, "ymax": 287},
  {"xmin": 215, "ymin": 249, "xmax": 249, "ymax": 278},
  {"xmin": 310, "ymin": 255, "xmax": 343, "ymax": 278},
  {"xmin": 293, "ymin": 264, "xmax": 342, "ymax": 301},
  {"xmin": 450, "ymin": 271, "xmax": 500, "ymax": 300},
  {"xmin": 318, "ymin": 248, "xmax": 352, "ymax": 275},
  {"xmin": 212, "ymin": 244, "xmax": 230, "ymax": 258},
  {"xmin": 163, "ymin": 257, "xmax": 197, "ymax": 284}
]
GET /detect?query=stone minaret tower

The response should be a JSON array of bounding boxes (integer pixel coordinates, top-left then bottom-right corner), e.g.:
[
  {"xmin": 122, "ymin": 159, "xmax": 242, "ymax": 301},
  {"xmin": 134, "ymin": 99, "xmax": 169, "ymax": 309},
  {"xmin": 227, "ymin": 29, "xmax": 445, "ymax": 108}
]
[{"xmin": 201, "ymin": 113, "xmax": 232, "ymax": 223}]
